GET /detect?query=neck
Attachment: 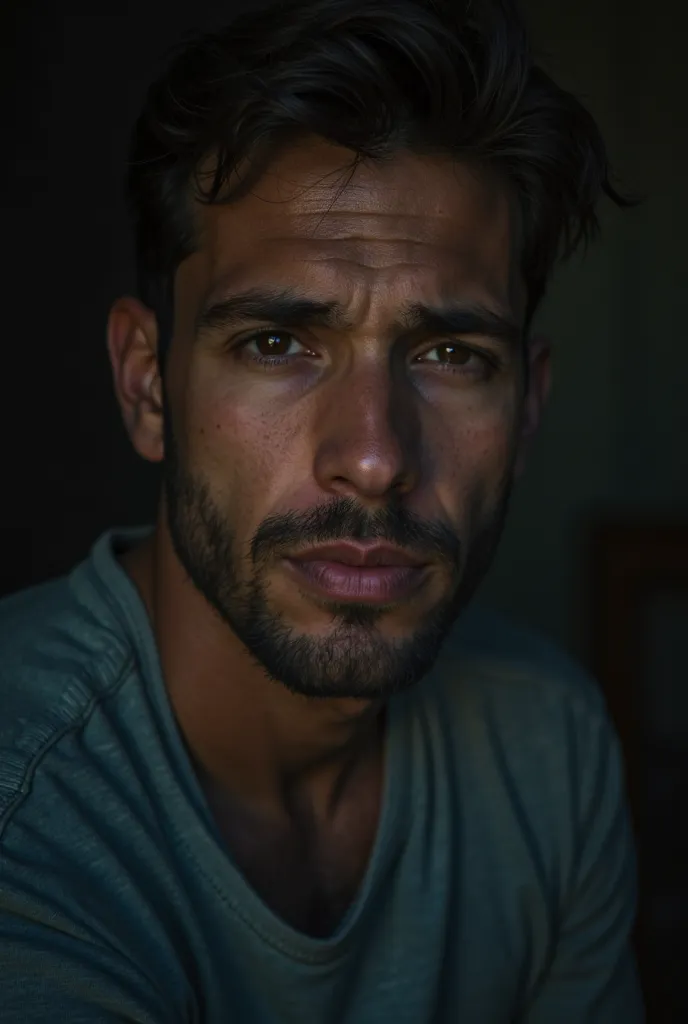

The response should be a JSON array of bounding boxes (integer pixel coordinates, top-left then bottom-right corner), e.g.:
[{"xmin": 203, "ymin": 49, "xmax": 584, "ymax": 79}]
[{"xmin": 121, "ymin": 516, "xmax": 384, "ymax": 820}]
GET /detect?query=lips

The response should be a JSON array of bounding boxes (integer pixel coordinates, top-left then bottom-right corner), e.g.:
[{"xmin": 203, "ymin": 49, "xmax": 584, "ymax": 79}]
[
  {"xmin": 285, "ymin": 542, "xmax": 429, "ymax": 604},
  {"xmin": 290, "ymin": 542, "xmax": 426, "ymax": 569}
]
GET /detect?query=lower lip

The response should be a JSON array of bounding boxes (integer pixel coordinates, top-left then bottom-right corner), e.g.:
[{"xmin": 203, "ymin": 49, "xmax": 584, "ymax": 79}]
[{"xmin": 286, "ymin": 559, "xmax": 427, "ymax": 604}]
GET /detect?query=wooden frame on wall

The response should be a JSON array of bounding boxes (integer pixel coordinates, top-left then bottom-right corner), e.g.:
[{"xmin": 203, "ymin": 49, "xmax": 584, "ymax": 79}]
[{"xmin": 590, "ymin": 522, "xmax": 688, "ymax": 1022}]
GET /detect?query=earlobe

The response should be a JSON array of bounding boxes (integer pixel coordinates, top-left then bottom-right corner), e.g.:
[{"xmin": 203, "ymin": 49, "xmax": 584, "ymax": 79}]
[{"xmin": 107, "ymin": 297, "xmax": 165, "ymax": 463}]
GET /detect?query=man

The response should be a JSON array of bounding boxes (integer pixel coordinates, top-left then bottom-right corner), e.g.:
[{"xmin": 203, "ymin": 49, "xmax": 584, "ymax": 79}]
[{"xmin": 0, "ymin": 0, "xmax": 643, "ymax": 1020}]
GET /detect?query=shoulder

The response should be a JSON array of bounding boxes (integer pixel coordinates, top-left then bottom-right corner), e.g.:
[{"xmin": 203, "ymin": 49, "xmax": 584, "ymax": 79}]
[
  {"xmin": 426, "ymin": 605, "xmax": 622, "ymax": 827},
  {"xmin": 0, "ymin": 566, "xmax": 193, "ymax": 1015},
  {"xmin": 0, "ymin": 568, "xmax": 134, "ymax": 830},
  {"xmin": 422, "ymin": 607, "xmax": 631, "ymax": 901}
]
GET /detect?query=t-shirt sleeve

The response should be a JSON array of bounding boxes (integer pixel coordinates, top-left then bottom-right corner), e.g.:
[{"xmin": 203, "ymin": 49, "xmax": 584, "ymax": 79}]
[
  {"xmin": 523, "ymin": 705, "xmax": 645, "ymax": 1022},
  {"xmin": 0, "ymin": 887, "xmax": 175, "ymax": 1023}
]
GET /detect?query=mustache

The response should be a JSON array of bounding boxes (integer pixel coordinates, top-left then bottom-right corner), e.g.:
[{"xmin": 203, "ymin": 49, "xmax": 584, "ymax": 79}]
[{"xmin": 250, "ymin": 497, "xmax": 461, "ymax": 568}]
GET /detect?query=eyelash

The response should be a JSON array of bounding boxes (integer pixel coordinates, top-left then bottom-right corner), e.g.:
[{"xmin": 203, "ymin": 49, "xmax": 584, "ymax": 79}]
[
  {"xmin": 235, "ymin": 332, "xmax": 309, "ymax": 368},
  {"xmin": 234, "ymin": 330, "xmax": 498, "ymax": 376}
]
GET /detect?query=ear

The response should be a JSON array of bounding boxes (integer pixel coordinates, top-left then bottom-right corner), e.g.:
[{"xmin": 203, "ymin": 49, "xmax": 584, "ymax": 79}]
[
  {"xmin": 107, "ymin": 297, "xmax": 164, "ymax": 463},
  {"xmin": 514, "ymin": 333, "xmax": 551, "ymax": 478}
]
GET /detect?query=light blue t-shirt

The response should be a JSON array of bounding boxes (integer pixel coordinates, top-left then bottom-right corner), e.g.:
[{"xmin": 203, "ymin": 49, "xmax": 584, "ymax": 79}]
[{"xmin": 0, "ymin": 530, "xmax": 643, "ymax": 1022}]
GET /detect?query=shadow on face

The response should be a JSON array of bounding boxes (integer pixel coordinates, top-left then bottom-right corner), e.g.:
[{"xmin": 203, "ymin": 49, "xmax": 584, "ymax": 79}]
[{"xmin": 110, "ymin": 140, "xmax": 549, "ymax": 698}]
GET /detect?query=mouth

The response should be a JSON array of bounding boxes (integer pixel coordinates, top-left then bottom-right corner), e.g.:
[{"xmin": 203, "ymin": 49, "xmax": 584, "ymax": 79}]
[{"xmin": 285, "ymin": 542, "xmax": 430, "ymax": 604}]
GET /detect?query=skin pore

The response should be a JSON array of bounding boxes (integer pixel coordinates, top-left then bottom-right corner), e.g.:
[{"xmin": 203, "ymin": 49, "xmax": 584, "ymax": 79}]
[{"xmin": 107, "ymin": 139, "xmax": 550, "ymax": 936}]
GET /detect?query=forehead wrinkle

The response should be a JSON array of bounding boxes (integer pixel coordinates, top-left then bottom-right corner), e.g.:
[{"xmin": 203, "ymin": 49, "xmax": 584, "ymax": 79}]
[
  {"xmin": 288, "ymin": 244, "xmax": 513, "ymax": 308},
  {"xmin": 265, "ymin": 167, "xmax": 509, "ymax": 219},
  {"xmin": 280, "ymin": 236, "xmax": 464, "ymax": 271},
  {"xmin": 303, "ymin": 256, "xmax": 437, "ymax": 277},
  {"xmin": 194, "ymin": 156, "xmax": 520, "ymax": 322},
  {"xmin": 287, "ymin": 211, "xmax": 489, "ymax": 246},
  {"xmin": 295, "ymin": 259, "xmax": 509, "ymax": 313},
  {"xmin": 262, "ymin": 178, "xmax": 459, "ymax": 215},
  {"xmin": 199, "ymin": 246, "xmax": 515, "ymax": 328}
]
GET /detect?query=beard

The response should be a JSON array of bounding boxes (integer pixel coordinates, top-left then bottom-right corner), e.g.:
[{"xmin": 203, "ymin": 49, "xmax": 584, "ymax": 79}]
[{"xmin": 164, "ymin": 431, "xmax": 513, "ymax": 700}]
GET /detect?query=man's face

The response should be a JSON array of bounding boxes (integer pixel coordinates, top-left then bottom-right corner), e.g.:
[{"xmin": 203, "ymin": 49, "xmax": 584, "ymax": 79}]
[{"xmin": 132, "ymin": 142, "xmax": 535, "ymax": 699}]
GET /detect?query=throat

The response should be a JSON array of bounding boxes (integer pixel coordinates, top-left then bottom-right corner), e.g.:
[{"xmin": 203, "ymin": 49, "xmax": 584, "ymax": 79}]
[{"xmin": 204, "ymin": 741, "xmax": 385, "ymax": 938}]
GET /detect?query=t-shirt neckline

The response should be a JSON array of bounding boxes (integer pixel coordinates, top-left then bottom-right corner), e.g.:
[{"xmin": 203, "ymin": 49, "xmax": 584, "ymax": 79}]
[{"xmin": 76, "ymin": 527, "xmax": 414, "ymax": 966}]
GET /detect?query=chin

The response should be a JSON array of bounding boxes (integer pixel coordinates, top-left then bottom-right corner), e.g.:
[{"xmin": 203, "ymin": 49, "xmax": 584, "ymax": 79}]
[{"xmin": 281, "ymin": 592, "xmax": 439, "ymax": 640}]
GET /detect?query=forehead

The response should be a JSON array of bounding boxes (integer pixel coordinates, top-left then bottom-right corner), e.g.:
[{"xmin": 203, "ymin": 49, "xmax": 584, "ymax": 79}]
[{"xmin": 179, "ymin": 140, "xmax": 521, "ymax": 318}]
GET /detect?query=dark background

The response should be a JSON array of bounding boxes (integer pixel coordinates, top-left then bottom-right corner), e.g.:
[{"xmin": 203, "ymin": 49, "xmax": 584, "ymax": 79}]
[{"xmin": 2, "ymin": 0, "xmax": 687, "ymax": 1018}]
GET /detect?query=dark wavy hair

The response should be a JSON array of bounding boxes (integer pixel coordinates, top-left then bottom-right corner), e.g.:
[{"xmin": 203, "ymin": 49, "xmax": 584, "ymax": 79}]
[{"xmin": 127, "ymin": 0, "xmax": 626, "ymax": 361}]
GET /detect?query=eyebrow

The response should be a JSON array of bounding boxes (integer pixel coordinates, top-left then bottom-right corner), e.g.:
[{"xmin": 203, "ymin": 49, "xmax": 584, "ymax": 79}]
[
  {"xmin": 195, "ymin": 286, "xmax": 522, "ymax": 347},
  {"xmin": 399, "ymin": 302, "xmax": 522, "ymax": 347},
  {"xmin": 195, "ymin": 288, "xmax": 352, "ymax": 336}
]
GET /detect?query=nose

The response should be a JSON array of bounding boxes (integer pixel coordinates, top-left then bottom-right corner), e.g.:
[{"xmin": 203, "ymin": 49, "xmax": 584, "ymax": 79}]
[{"xmin": 312, "ymin": 361, "xmax": 422, "ymax": 503}]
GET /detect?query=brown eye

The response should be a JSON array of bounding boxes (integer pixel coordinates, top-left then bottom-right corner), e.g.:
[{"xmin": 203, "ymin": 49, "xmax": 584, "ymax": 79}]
[
  {"xmin": 414, "ymin": 341, "xmax": 495, "ymax": 380},
  {"xmin": 425, "ymin": 343, "xmax": 472, "ymax": 365},
  {"xmin": 251, "ymin": 331, "xmax": 301, "ymax": 358}
]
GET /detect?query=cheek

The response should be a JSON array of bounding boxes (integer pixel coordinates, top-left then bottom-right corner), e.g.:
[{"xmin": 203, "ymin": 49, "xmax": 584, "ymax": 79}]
[
  {"xmin": 431, "ymin": 402, "xmax": 520, "ymax": 523},
  {"xmin": 186, "ymin": 379, "xmax": 311, "ymax": 516}
]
